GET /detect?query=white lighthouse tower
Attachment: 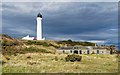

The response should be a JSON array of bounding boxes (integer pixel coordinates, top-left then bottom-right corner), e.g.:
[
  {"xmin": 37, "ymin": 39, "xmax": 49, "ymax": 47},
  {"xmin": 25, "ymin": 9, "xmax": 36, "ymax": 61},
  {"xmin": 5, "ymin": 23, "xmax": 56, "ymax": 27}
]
[{"xmin": 36, "ymin": 13, "xmax": 45, "ymax": 40}]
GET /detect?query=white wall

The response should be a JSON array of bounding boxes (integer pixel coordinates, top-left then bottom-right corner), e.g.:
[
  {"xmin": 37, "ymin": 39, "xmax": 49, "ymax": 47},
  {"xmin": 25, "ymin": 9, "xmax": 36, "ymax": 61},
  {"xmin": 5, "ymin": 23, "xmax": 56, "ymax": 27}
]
[
  {"xmin": 37, "ymin": 17, "xmax": 42, "ymax": 40},
  {"xmin": 22, "ymin": 35, "xmax": 34, "ymax": 40}
]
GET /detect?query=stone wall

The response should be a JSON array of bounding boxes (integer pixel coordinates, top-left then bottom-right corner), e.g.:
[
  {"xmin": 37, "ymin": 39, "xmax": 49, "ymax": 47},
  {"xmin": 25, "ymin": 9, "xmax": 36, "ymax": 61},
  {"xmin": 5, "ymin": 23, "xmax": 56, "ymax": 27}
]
[{"xmin": 57, "ymin": 49, "xmax": 110, "ymax": 54}]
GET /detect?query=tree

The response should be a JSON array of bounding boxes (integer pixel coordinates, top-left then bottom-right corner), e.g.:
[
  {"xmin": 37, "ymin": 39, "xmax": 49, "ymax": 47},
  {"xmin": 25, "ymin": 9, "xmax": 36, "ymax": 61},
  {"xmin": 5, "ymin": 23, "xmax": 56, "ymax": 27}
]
[
  {"xmin": 67, "ymin": 39, "xmax": 72, "ymax": 42},
  {"xmin": 110, "ymin": 45, "xmax": 116, "ymax": 54}
]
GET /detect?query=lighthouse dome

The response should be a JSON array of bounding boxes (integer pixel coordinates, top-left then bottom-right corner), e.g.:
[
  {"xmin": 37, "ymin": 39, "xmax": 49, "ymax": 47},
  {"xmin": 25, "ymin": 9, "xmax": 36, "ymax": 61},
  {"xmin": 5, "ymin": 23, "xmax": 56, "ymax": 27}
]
[{"xmin": 37, "ymin": 13, "xmax": 42, "ymax": 18}]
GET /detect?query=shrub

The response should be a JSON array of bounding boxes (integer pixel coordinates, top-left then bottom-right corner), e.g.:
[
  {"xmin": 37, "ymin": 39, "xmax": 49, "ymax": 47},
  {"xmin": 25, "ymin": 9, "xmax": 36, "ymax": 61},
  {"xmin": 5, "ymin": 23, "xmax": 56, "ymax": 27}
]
[
  {"xmin": 2, "ymin": 39, "xmax": 20, "ymax": 46},
  {"xmin": 27, "ymin": 56, "xmax": 31, "ymax": 59},
  {"xmin": 14, "ymin": 53, "xmax": 17, "ymax": 56},
  {"xmin": 5, "ymin": 57, "xmax": 10, "ymax": 60},
  {"xmin": 23, "ymin": 47, "xmax": 38, "ymax": 52},
  {"xmin": 26, "ymin": 40, "xmax": 60, "ymax": 48},
  {"xmin": 0, "ymin": 60, "xmax": 6, "ymax": 65},
  {"xmin": 91, "ymin": 51, "xmax": 95, "ymax": 54},
  {"xmin": 26, "ymin": 40, "xmax": 49, "ymax": 46},
  {"xmin": 65, "ymin": 54, "xmax": 82, "ymax": 62},
  {"xmin": 2, "ymin": 34, "xmax": 13, "ymax": 39},
  {"xmin": 23, "ymin": 47, "xmax": 51, "ymax": 53},
  {"xmin": 55, "ymin": 56, "xmax": 58, "ymax": 61},
  {"xmin": 27, "ymin": 61, "xmax": 37, "ymax": 65}
]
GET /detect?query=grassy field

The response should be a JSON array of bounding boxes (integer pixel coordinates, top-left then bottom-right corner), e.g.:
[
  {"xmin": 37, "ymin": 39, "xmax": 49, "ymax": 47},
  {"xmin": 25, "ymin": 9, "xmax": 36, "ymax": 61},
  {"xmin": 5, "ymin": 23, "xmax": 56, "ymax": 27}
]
[
  {"xmin": 1, "ymin": 34, "xmax": 118, "ymax": 73},
  {"xmin": 2, "ymin": 53, "xmax": 118, "ymax": 73}
]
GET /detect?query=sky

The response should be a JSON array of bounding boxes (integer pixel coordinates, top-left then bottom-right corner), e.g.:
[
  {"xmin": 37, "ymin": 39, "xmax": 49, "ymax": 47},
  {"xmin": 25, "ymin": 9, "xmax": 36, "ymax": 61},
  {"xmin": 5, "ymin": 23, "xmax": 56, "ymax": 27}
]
[
  {"xmin": 1, "ymin": 2, "xmax": 118, "ymax": 45},
  {"xmin": 1, "ymin": 0, "xmax": 120, "ymax": 2}
]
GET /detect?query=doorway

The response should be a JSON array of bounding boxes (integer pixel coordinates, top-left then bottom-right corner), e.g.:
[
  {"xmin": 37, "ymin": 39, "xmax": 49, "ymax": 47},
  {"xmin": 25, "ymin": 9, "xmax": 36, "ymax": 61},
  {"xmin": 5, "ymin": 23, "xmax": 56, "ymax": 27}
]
[
  {"xmin": 97, "ymin": 50, "xmax": 99, "ymax": 54},
  {"xmin": 74, "ymin": 50, "xmax": 78, "ymax": 54},
  {"xmin": 87, "ymin": 50, "xmax": 90, "ymax": 54},
  {"xmin": 79, "ymin": 50, "xmax": 82, "ymax": 54}
]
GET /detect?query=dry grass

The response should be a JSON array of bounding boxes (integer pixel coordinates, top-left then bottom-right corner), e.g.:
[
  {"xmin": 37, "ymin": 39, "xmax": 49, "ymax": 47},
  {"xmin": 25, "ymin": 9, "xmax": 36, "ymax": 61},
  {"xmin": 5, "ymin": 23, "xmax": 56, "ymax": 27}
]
[{"xmin": 2, "ymin": 53, "xmax": 118, "ymax": 73}]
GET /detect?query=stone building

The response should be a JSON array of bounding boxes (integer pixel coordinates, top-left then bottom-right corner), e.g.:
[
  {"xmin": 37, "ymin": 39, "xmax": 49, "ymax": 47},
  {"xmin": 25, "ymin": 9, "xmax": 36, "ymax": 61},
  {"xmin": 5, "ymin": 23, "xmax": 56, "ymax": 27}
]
[{"xmin": 57, "ymin": 45, "xmax": 111, "ymax": 54}]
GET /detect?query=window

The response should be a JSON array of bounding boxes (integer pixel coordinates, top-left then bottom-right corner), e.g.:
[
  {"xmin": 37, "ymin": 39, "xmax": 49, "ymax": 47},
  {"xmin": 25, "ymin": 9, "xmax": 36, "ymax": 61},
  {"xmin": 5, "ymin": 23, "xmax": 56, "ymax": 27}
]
[
  {"xmin": 70, "ymin": 50, "xmax": 72, "ymax": 53},
  {"xmin": 74, "ymin": 50, "xmax": 78, "ymax": 54},
  {"xmin": 92, "ymin": 51, "xmax": 95, "ymax": 54},
  {"xmin": 97, "ymin": 50, "xmax": 99, "ymax": 54},
  {"xmin": 74, "ymin": 47, "xmax": 78, "ymax": 49},
  {"xmin": 87, "ymin": 50, "xmax": 89, "ymax": 54},
  {"xmin": 79, "ymin": 50, "xmax": 82, "ymax": 54},
  {"xmin": 102, "ymin": 51, "xmax": 104, "ymax": 53},
  {"xmin": 63, "ymin": 50, "xmax": 65, "ymax": 53}
]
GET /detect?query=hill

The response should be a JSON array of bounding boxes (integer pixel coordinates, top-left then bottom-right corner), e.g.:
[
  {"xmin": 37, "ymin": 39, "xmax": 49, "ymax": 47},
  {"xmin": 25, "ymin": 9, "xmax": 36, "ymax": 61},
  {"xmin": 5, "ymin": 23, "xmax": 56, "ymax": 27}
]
[
  {"xmin": 1, "ymin": 34, "xmax": 60, "ymax": 55},
  {"xmin": 1, "ymin": 34, "xmax": 96, "ymax": 55}
]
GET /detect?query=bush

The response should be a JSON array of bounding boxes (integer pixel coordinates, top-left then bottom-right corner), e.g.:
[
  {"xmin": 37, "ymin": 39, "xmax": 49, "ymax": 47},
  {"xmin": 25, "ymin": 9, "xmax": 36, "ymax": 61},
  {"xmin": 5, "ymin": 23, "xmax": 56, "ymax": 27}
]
[
  {"xmin": 23, "ymin": 47, "xmax": 38, "ymax": 52},
  {"xmin": 27, "ymin": 56, "xmax": 31, "ymax": 59},
  {"xmin": 26, "ymin": 40, "xmax": 60, "ymax": 48},
  {"xmin": 91, "ymin": 51, "xmax": 95, "ymax": 54},
  {"xmin": 5, "ymin": 56, "xmax": 10, "ymax": 60},
  {"xmin": 27, "ymin": 61, "xmax": 37, "ymax": 65},
  {"xmin": 26, "ymin": 40, "xmax": 49, "ymax": 46},
  {"xmin": 55, "ymin": 56, "xmax": 58, "ymax": 61},
  {"xmin": 0, "ymin": 60, "xmax": 6, "ymax": 65},
  {"xmin": 23, "ymin": 47, "xmax": 51, "ymax": 53},
  {"xmin": 65, "ymin": 54, "xmax": 82, "ymax": 62}
]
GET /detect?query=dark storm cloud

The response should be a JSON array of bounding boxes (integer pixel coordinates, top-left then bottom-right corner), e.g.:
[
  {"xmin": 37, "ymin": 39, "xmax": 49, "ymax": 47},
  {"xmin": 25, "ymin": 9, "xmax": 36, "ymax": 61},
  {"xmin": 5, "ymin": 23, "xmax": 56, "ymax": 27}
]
[
  {"xmin": 2, "ymin": 2, "xmax": 118, "ymax": 44},
  {"xmin": 43, "ymin": 3, "xmax": 117, "ymax": 35}
]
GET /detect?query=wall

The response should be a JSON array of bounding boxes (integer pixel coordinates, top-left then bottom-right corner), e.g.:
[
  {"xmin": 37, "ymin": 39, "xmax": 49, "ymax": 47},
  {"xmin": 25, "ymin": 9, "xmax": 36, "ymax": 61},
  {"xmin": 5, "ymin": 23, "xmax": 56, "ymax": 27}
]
[{"xmin": 57, "ymin": 49, "xmax": 110, "ymax": 54}]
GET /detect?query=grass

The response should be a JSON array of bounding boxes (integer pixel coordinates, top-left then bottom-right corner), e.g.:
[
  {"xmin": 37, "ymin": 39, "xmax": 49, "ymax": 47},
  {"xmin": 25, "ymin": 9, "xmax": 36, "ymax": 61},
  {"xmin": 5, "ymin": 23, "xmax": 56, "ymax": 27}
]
[
  {"xmin": 2, "ymin": 53, "xmax": 118, "ymax": 73},
  {"xmin": 1, "ymin": 34, "xmax": 118, "ymax": 73}
]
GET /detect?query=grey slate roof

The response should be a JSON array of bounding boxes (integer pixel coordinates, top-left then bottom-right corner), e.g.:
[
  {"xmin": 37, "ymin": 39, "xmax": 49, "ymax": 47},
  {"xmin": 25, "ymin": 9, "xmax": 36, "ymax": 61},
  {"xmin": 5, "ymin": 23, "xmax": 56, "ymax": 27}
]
[{"xmin": 58, "ymin": 45, "xmax": 108, "ymax": 50}]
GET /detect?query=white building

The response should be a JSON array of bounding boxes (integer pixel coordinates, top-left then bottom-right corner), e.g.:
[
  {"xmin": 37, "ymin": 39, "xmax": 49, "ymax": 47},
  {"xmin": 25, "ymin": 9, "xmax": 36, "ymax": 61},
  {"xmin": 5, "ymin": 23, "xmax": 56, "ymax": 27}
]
[
  {"xmin": 22, "ymin": 13, "xmax": 45, "ymax": 40},
  {"xmin": 22, "ymin": 35, "xmax": 34, "ymax": 40}
]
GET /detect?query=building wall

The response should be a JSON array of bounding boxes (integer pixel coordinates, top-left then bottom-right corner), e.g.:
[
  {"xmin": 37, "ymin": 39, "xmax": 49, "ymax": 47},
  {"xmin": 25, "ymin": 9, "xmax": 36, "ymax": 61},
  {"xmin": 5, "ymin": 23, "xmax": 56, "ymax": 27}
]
[
  {"xmin": 90, "ymin": 49, "xmax": 110, "ymax": 54},
  {"xmin": 22, "ymin": 35, "xmax": 34, "ymax": 40},
  {"xmin": 57, "ymin": 49, "xmax": 110, "ymax": 54},
  {"xmin": 81, "ymin": 50, "xmax": 88, "ymax": 54},
  {"xmin": 56, "ymin": 49, "xmax": 73, "ymax": 54}
]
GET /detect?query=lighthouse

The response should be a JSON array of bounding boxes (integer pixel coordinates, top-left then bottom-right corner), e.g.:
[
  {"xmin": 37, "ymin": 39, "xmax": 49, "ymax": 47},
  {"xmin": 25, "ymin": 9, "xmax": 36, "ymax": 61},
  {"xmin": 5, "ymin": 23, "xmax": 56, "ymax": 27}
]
[
  {"xmin": 36, "ymin": 13, "xmax": 45, "ymax": 40},
  {"xmin": 22, "ymin": 13, "xmax": 45, "ymax": 40}
]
